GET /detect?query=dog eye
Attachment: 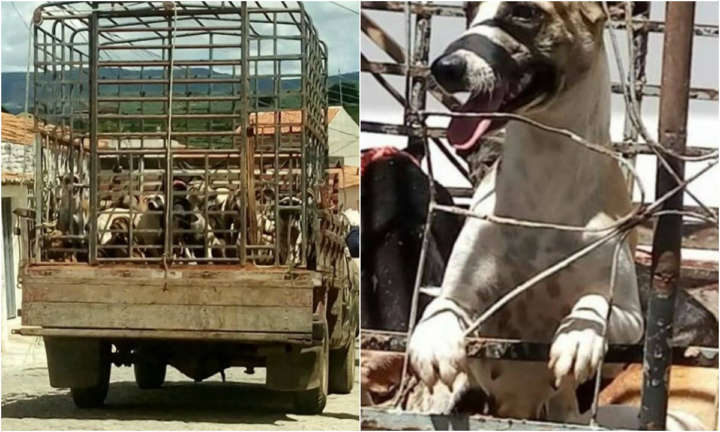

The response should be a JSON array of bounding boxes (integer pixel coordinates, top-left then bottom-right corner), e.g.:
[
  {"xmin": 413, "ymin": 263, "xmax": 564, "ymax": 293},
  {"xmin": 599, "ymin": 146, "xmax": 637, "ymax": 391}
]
[{"xmin": 511, "ymin": 4, "xmax": 541, "ymax": 21}]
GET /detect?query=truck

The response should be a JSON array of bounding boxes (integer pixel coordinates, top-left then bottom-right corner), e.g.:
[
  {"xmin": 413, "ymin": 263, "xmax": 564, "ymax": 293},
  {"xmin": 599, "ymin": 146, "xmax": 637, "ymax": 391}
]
[{"xmin": 13, "ymin": 1, "xmax": 357, "ymax": 414}]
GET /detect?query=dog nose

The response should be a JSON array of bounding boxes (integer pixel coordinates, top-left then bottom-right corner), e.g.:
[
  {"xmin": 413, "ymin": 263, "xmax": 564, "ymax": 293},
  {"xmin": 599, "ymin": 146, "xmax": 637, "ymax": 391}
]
[{"xmin": 431, "ymin": 54, "xmax": 467, "ymax": 92}]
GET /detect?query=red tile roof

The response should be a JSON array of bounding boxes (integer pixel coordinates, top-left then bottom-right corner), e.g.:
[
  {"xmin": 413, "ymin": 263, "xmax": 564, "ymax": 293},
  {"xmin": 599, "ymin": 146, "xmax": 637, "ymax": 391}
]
[
  {"xmin": 1, "ymin": 112, "xmax": 34, "ymax": 146},
  {"xmin": 248, "ymin": 107, "xmax": 345, "ymax": 136}
]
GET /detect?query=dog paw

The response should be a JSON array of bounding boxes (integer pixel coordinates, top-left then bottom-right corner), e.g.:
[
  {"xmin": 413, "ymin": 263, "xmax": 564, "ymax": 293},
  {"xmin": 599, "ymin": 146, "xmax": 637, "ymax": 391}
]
[
  {"xmin": 548, "ymin": 317, "xmax": 606, "ymax": 388},
  {"xmin": 408, "ymin": 310, "xmax": 467, "ymax": 390}
]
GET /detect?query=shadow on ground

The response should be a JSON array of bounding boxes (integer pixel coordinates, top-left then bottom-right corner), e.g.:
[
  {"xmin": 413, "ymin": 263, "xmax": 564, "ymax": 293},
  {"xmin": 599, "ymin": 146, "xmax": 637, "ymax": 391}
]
[{"xmin": 2, "ymin": 380, "xmax": 358, "ymax": 424}]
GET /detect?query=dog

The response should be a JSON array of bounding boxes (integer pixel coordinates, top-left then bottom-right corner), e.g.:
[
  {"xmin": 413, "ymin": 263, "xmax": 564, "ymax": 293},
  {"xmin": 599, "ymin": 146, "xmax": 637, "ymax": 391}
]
[
  {"xmin": 407, "ymin": 1, "xmax": 644, "ymax": 422},
  {"xmin": 361, "ymin": 148, "xmax": 463, "ymax": 332},
  {"xmin": 360, "ymin": 147, "xmax": 464, "ymax": 408},
  {"xmin": 598, "ymin": 364, "xmax": 716, "ymax": 430}
]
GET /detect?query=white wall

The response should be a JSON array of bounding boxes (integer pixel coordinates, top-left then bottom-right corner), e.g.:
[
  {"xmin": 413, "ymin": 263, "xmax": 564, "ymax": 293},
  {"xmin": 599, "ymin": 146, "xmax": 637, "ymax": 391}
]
[
  {"xmin": 1, "ymin": 141, "xmax": 34, "ymax": 176},
  {"xmin": 1, "ymin": 184, "xmax": 28, "ymax": 344},
  {"xmin": 329, "ymin": 109, "xmax": 360, "ymax": 167},
  {"xmin": 339, "ymin": 185, "xmax": 359, "ymax": 211}
]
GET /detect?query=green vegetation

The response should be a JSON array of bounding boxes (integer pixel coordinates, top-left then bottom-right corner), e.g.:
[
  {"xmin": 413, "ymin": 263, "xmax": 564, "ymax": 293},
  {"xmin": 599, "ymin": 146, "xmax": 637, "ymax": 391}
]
[{"xmin": 2, "ymin": 69, "xmax": 359, "ymax": 147}]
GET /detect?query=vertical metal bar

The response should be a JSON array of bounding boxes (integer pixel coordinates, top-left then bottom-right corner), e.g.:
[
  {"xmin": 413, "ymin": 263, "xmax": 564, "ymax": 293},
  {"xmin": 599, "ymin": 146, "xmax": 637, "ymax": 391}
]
[
  {"xmin": 163, "ymin": 10, "xmax": 175, "ymax": 262},
  {"xmin": 51, "ymin": 26, "xmax": 58, "ymax": 125},
  {"xmin": 622, "ymin": 4, "xmax": 651, "ymax": 192},
  {"xmin": 128, "ymin": 154, "xmax": 134, "ymax": 258},
  {"xmin": 406, "ymin": 11, "xmax": 431, "ymax": 159},
  {"xmin": 273, "ymin": 12, "xmax": 280, "ymax": 265},
  {"xmin": 394, "ymin": 8, "xmax": 435, "ymax": 406},
  {"xmin": 33, "ymin": 21, "xmax": 42, "ymax": 263},
  {"xmin": 33, "ymin": 136, "xmax": 42, "ymax": 263},
  {"xmin": 88, "ymin": 8, "xmax": 99, "ymax": 265},
  {"xmin": 24, "ymin": 16, "xmax": 33, "ymax": 114},
  {"xmin": 240, "ymin": 2, "xmax": 249, "ymax": 264},
  {"xmin": 204, "ymin": 154, "xmax": 209, "ymax": 257},
  {"xmin": 300, "ymin": 8, "xmax": 307, "ymax": 268},
  {"xmin": 639, "ymin": 3, "xmax": 695, "ymax": 429},
  {"xmin": 209, "ymin": 32, "xmax": 214, "ymax": 150}
]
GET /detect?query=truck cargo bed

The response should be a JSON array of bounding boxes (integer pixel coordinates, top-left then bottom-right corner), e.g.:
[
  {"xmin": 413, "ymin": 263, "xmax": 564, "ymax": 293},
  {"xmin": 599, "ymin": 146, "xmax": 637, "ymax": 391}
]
[{"xmin": 21, "ymin": 264, "xmax": 319, "ymax": 334}]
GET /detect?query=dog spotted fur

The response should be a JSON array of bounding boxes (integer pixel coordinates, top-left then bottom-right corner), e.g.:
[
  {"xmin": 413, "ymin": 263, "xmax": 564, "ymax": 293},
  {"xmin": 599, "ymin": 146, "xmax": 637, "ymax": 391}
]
[{"xmin": 408, "ymin": 1, "xmax": 644, "ymax": 422}]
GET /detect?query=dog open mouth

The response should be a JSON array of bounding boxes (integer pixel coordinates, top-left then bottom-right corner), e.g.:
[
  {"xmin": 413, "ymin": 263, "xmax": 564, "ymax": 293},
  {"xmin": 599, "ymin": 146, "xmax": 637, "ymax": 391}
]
[{"xmin": 447, "ymin": 64, "xmax": 555, "ymax": 151}]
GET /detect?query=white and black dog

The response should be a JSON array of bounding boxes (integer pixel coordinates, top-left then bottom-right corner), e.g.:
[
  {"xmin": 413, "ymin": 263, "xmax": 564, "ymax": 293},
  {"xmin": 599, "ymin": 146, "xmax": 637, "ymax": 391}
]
[{"xmin": 408, "ymin": 1, "xmax": 645, "ymax": 422}]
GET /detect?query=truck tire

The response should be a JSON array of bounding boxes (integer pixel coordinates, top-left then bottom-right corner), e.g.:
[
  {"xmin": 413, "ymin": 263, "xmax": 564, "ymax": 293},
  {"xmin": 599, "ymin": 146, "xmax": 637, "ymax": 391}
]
[
  {"xmin": 70, "ymin": 342, "xmax": 111, "ymax": 408},
  {"xmin": 294, "ymin": 324, "xmax": 328, "ymax": 414},
  {"xmin": 329, "ymin": 341, "xmax": 355, "ymax": 394},
  {"xmin": 294, "ymin": 384, "xmax": 327, "ymax": 415},
  {"xmin": 133, "ymin": 358, "xmax": 167, "ymax": 389}
]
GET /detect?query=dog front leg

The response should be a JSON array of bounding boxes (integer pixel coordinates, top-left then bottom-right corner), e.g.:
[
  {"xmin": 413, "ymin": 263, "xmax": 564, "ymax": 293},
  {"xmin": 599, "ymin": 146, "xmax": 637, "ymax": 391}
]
[
  {"xmin": 549, "ymin": 244, "xmax": 643, "ymax": 388},
  {"xmin": 408, "ymin": 297, "xmax": 471, "ymax": 390}
]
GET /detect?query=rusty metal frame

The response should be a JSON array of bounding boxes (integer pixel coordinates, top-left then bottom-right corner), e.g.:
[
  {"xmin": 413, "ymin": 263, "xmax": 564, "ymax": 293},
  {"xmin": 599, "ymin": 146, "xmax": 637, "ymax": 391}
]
[
  {"xmin": 639, "ymin": 3, "xmax": 696, "ymax": 429},
  {"xmin": 360, "ymin": 1, "xmax": 719, "ymax": 430},
  {"xmin": 27, "ymin": 1, "xmax": 328, "ymax": 268}
]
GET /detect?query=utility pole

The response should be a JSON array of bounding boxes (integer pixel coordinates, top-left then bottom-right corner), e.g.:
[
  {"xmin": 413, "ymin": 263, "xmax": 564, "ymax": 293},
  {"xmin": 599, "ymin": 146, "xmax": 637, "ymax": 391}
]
[{"xmin": 338, "ymin": 69, "xmax": 343, "ymax": 106}]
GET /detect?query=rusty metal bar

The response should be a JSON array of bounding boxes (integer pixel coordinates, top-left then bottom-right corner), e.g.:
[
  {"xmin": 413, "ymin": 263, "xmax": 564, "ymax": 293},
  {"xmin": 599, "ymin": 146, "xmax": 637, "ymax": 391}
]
[
  {"xmin": 610, "ymin": 83, "xmax": 718, "ymax": 101},
  {"xmin": 622, "ymin": 3, "xmax": 650, "ymax": 193},
  {"xmin": 360, "ymin": 66, "xmax": 470, "ymax": 181},
  {"xmin": 361, "ymin": 12, "xmax": 406, "ymax": 64},
  {"xmin": 405, "ymin": 10, "xmax": 432, "ymax": 159},
  {"xmin": 162, "ymin": 7, "xmax": 175, "ymax": 263},
  {"xmin": 361, "ymin": 330, "xmax": 718, "ymax": 367},
  {"xmin": 239, "ymin": 1, "xmax": 249, "ymax": 264},
  {"xmin": 362, "ymin": 60, "xmax": 719, "ymax": 101},
  {"xmin": 362, "ymin": 407, "xmax": 606, "ymax": 431},
  {"xmin": 88, "ymin": 6, "xmax": 98, "ymax": 265},
  {"xmin": 360, "ymin": 2, "xmax": 719, "ymax": 38},
  {"xmin": 639, "ymin": 3, "xmax": 696, "ymax": 430},
  {"xmin": 361, "ymin": 120, "xmax": 717, "ymax": 159}
]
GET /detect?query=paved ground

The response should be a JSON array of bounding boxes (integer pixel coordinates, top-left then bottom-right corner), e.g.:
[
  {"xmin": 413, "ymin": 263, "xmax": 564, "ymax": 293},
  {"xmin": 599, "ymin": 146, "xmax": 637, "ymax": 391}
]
[{"xmin": 2, "ymin": 321, "xmax": 359, "ymax": 431}]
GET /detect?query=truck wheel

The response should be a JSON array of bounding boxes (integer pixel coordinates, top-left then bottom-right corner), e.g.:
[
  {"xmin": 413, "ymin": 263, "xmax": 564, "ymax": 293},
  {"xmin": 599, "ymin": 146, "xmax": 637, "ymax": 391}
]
[
  {"xmin": 134, "ymin": 358, "xmax": 167, "ymax": 389},
  {"xmin": 70, "ymin": 343, "xmax": 111, "ymax": 408},
  {"xmin": 329, "ymin": 340, "xmax": 355, "ymax": 394},
  {"xmin": 294, "ymin": 324, "xmax": 328, "ymax": 414},
  {"xmin": 294, "ymin": 384, "xmax": 327, "ymax": 415}
]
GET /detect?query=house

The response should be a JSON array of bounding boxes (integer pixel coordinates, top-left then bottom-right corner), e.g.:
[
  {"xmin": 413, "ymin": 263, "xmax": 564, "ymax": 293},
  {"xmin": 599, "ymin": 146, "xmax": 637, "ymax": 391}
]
[
  {"xmin": 248, "ymin": 106, "xmax": 359, "ymax": 168},
  {"xmin": 327, "ymin": 164, "xmax": 359, "ymax": 212},
  {"xmin": 249, "ymin": 106, "xmax": 359, "ymax": 210},
  {"xmin": 328, "ymin": 106, "xmax": 359, "ymax": 167},
  {"xmin": 1, "ymin": 112, "xmax": 35, "ymax": 344}
]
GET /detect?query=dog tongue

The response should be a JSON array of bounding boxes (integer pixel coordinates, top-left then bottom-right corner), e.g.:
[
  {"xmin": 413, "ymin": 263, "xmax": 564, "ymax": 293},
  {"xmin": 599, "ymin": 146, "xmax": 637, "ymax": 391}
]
[{"xmin": 447, "ymin": 86, "xmax": 506, "ymax": 150}]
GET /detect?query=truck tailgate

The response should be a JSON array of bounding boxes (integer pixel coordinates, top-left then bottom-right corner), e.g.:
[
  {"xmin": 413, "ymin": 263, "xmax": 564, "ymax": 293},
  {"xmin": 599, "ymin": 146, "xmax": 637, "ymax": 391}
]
[{"xmin": 22, "ymin": 265, "xmax": 316, "ymax": 334}]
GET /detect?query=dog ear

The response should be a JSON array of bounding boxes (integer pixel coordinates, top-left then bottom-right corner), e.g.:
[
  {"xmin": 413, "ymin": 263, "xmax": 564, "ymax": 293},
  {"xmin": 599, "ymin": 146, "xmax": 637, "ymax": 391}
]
[
  {"xmin": 588, "ymin": 2, "xmax": 642, "ymax": 22},
  {"xmin": 580, "ymin": 2, "xmax": 608, "ymax": 24}
]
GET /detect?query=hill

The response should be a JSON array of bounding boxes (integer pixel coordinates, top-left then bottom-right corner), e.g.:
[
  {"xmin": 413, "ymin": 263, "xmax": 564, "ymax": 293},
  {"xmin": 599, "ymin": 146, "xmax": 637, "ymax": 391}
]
[{"xmin": 1, "ymin": 70, "xmax": 358, "ymax": 122}]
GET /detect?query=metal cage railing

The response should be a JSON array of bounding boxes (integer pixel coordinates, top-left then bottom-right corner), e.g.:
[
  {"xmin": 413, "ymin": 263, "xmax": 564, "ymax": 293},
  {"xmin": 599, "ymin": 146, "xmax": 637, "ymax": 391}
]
[
  {"xmin": 360, "ymin": 1, "xmax": 718, "ymax": 430},
  {"xmin": 27, "ymin": 1, "xmax": 328, "ymax": 267}
]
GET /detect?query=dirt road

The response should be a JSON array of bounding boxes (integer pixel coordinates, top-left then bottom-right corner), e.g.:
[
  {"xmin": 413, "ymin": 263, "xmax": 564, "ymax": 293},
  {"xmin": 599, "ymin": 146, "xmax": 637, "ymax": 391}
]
[{"xmin": 2, "ymin": 323, "xmax": 359, "ymax": 431}]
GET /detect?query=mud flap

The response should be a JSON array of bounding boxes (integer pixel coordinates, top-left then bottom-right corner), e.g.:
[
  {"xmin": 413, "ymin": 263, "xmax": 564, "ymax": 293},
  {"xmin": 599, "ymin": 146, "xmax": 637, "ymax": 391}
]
[
  {"xmin": 43, "ymin": 337, "xmax": 107, "ymax": 388},
  {"xmin": 266, "ymin": 343, "xmax": 324, "ymax": 391}
]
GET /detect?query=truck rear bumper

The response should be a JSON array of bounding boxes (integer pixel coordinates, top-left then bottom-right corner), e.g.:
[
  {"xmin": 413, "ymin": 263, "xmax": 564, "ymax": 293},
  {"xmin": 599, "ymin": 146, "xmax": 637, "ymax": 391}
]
[{"xmin": 14, "ymin": 327, "xmax": 314, "ymax": 345}]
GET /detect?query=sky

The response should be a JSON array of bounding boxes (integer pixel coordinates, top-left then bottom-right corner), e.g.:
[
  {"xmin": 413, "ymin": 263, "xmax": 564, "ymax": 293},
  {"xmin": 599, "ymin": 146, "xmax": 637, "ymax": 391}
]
[
  {"xmin": 0, "ymin": 1, "xmax": 360, "ymax": 75},
  {"xmin": 361, "ymin": 1, "xmax": 719, "ymax": 210}
]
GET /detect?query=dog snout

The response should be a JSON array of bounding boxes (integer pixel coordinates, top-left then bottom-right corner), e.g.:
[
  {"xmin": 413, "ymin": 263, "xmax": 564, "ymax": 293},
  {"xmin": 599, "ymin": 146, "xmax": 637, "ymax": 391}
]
[{"xmin": 431, "ymin": 53, "xmax": 467, "ymax": 93}]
